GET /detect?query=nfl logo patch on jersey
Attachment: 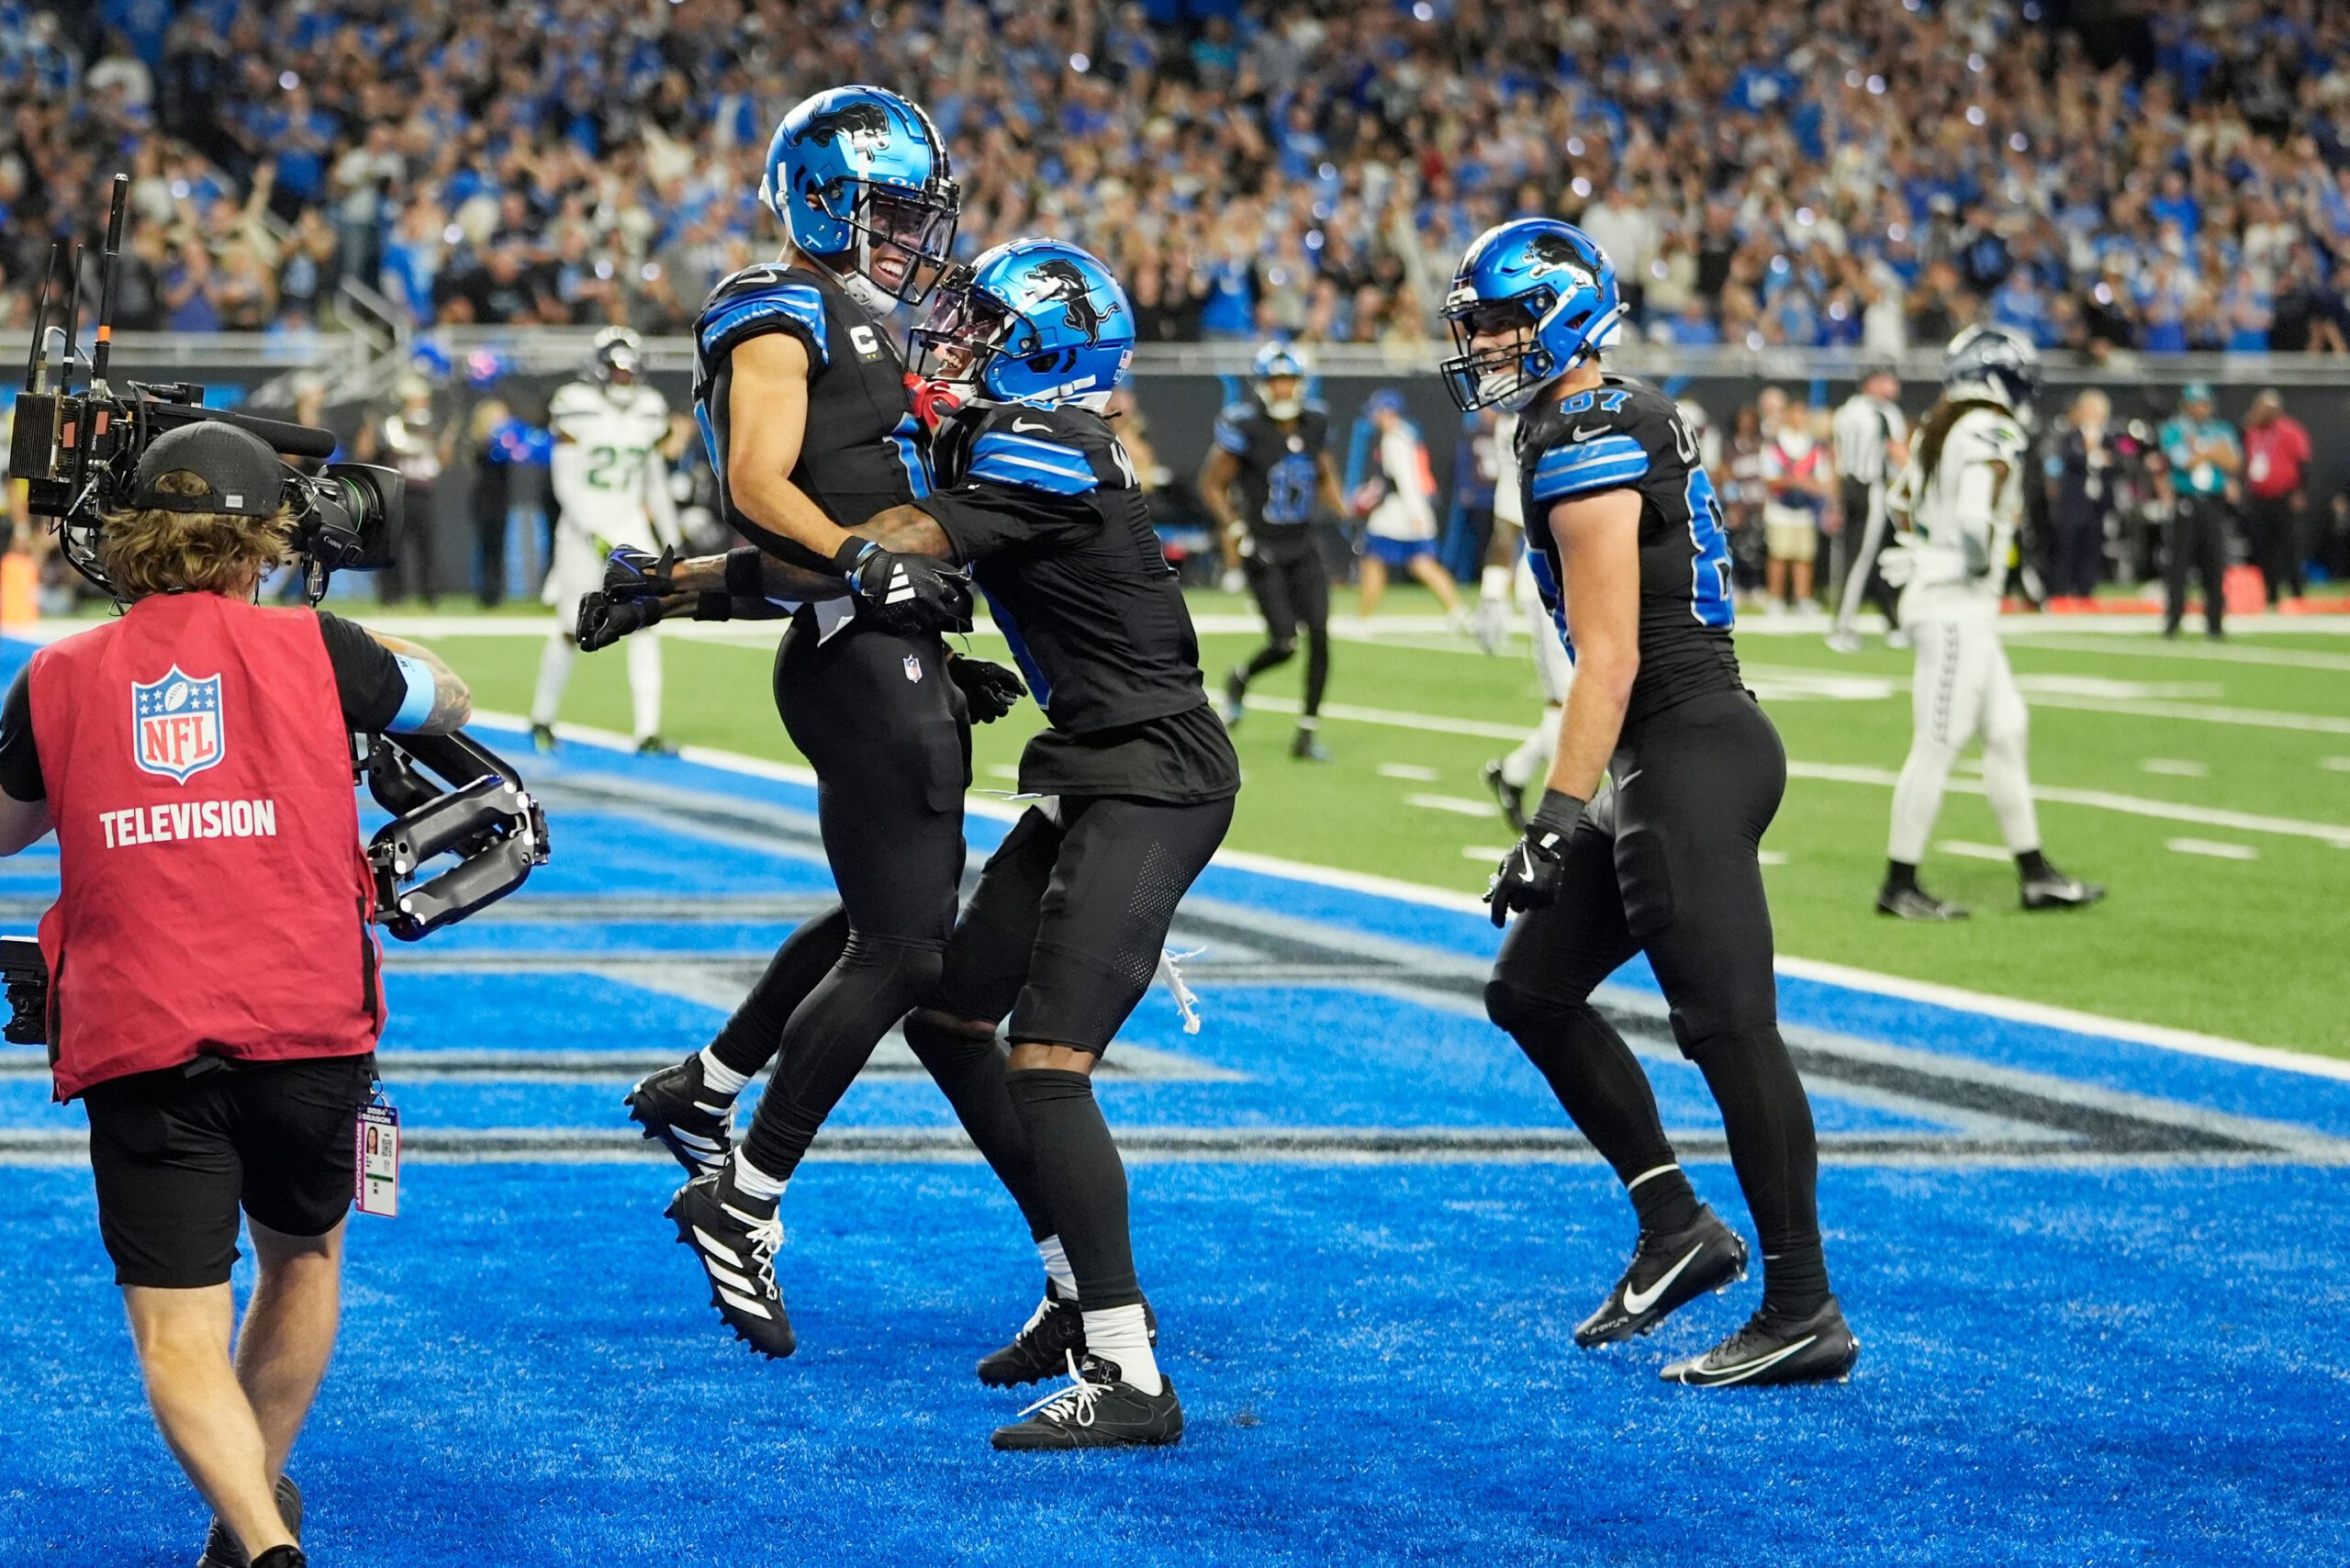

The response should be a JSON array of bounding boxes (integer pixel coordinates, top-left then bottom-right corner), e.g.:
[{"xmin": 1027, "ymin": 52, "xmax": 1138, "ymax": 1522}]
[
  {"xmin": 131, "ymin": 667, "xmax": 226, "ymax": 783},
  {"xmin": 903, "ymin": 654, "xmax": 923, "ymax": 683}
]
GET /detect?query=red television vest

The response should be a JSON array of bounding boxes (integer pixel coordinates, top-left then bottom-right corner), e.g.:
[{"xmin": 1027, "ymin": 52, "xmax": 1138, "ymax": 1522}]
[{"xmin": 29, "ymin": 594, "xmax": 382, "ymax": 1100}]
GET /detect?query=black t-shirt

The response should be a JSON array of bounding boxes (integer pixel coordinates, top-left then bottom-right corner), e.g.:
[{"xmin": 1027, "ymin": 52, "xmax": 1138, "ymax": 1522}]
[
  {"xmin": 916, "ymin": 400, "xmax": 1240, "ymax": 805},
  {"xmin": 0, "ymin": 610, "xmax": 408, "ymax": 802}
]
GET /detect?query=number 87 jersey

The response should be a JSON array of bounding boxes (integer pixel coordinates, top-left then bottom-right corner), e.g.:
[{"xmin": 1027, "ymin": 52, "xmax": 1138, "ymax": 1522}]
[{"xmin": 1513, "ymin": 372, "xmax": 1745, "ymax": 728}]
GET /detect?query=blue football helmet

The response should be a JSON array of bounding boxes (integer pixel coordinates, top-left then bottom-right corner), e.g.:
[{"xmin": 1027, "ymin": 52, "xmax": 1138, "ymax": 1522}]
[
  {"xmin": 1251, "ymin": 341, "xmax": 1310, "ymax": 420},
  {"xmin": 1941, "ymin": 323, "xmax": 2040, "ymax": 413},
  {"xmin": 760, "ymin": 85, "xmax": 960, "ymax": 310},
  {"xmin": 910, "ymin": 238, "xmax": 1135, "ymax": 410},
  {"xmin": 1438, "ymin": 218, "xmax": 1625, "ymax": 412}
]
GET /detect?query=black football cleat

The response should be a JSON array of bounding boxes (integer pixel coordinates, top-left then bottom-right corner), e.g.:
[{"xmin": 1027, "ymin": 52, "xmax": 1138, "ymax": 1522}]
[
  {"xmin": 196, "ymin": 1474, "xmax": 302, "ymax": 1568},
  {"xmin": 1574, "ymin": 1207, "xmax": 1748, "ymax": 1348},
  {"xmin": 990, "ymin": 1353, "xmax": 1183, "ymax": 1450},
  {"xmin": 1659, "ymin": 1297, "xmax": 1860, "ymax": 1388},
  {"xmin": 1291, "ymin": 725, "xmax": 1331, "ymax": 763},
  {"xmin": 2020, "ymin": 866, "xmax": 2105, "ymax": 911},
  {"xmin": 250, "ymin": 1551, "xmax": 308, "ymax": 1568},
  {"xmin": 1481, "ymin": 758, "xmax": 1529, "ymax": 834},
  {"xmin": 1876, "ymin": 883, "xmax": 1968, "ymax": 921},
  {"xmin": 666, "ymin": 1166, "xmax": 796, "ymax": 1359},
  {"xmin": 626, "ymin": 1055, "xmax": 736, "ymax": 1177},
  {"xmin": 1221, "ymin": 665, "xmax": 1248, "ymax": 726},
  {"xmin": 636, "ymin": 734, "xmax": 677, "ymax": 756},
  {"xmin": 977, "ymin": 1284, "xmax": 1158, "ymax": 1388},
  {"xmin": 531, "ymin": 722, "xmax": 557, "ymax": 754}
]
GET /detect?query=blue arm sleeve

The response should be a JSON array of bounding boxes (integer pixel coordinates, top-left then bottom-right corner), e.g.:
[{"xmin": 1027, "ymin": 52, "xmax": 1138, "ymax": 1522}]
[{"xmin": 386, "ymin": 654, "xmax": 438, "ymax": 734}]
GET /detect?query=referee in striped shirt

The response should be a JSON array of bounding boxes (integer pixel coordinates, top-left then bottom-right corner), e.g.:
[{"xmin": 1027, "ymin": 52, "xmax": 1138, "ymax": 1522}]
[{"xmin": 1830, "ymin": 366, "xmax": 1910, "ymax": 651}]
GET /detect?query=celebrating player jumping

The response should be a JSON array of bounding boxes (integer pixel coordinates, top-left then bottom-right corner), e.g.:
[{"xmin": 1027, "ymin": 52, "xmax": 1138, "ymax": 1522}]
[{"xmin": 1444, "ymin": 218, "xmax": 1857, "ymax": 1387}]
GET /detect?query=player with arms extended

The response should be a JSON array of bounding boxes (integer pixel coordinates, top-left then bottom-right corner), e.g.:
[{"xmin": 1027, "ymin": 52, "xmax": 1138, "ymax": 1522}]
[
  {"xmin": 531, "ymin": 327, "xmax": 679, "ymax": 755},
  {"xmin": 1873, "ymin": 327, "xmax": 2104, "ymax": 921},
  {"xmin": 1200, "ymin": 342, "xmax": 1347, "ymax": 761},
  {"xmin": 594, "ymin": 86, "xmax": 1047, "ymax": 1361},
  {"xmin": 1444, "ymin": 218, "xmax": 1857, "ymax": 1387}
]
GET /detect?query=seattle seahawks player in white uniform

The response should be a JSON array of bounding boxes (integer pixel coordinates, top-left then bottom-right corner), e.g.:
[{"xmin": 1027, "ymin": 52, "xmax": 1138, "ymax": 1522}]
[
  {"xmin": 532, "ymin": 327, "xmax": 680, "ymax": 754},
  {"xmin": 1874, "ymin": 326, "xmax": 2104, "ymax": 921}
]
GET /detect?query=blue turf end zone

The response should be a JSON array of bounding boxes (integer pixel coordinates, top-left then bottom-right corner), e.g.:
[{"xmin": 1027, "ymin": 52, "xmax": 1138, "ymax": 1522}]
[{"xmin": 1, "ymin": 726, "xmax": 2345, "ymax": 1565}]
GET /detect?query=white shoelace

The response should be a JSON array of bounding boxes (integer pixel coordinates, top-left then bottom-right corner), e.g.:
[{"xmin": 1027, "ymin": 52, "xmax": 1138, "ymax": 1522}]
[
  {"xmin": 721, "ymin": 1201, "xmax": 787, "ymax": 1296},
  {"xmin": 1157, "ymin": 946, "xmax": 1206, "ymax": 1035},
  {"xmin": 1015, "ymin": 1351, "xmax": 1113, "ymax": 1428}
]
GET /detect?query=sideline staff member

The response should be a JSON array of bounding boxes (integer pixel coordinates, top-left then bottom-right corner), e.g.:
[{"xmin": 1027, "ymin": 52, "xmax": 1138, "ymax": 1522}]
[{"xmin": 0, "ymin": 424, "xmax": 469, "ymax": 1568}]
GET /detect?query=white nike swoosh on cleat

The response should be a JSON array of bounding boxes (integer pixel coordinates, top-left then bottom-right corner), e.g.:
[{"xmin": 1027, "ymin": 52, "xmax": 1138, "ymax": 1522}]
[
  {"xmin": 692, "ymin": 1227, "xmax": 743, "ymax": 1267},
  {"xmin": 1622, "ymin": 1243, "xmax": 1705, "ymax": 1316},
  {"xmin": 1679, "ymin": 1334, "xmax": 1819, "ymax": 1384},
  {"xmin": 716, "ymin": 1287, "xmax": 775, "ymax": 1319}
]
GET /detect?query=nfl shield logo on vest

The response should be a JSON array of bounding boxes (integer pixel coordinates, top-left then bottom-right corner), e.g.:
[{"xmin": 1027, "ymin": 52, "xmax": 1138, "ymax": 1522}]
[
  {"xmin": 131, "ymin": 667, "xmax": 227, "ymax": 783},
  {"xmin": 903, "ymin": 654, "xmax": 923, "ymax": 683}
]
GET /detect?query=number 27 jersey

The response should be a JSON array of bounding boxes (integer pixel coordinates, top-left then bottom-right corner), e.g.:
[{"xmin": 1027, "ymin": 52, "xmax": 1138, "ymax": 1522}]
[{"xmin": 1514, "ymin": 373, "xmax": 1743, "ymax": 728}]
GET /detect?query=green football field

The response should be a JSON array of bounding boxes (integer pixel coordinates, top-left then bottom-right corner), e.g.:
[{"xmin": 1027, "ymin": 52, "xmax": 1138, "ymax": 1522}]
[{"xmin": 408, "ymin": 590, "xmax": 2350, "ymax": 1060}]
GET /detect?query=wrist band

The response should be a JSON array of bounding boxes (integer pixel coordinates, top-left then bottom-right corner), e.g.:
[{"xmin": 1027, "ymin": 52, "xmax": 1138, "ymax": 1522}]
[
  {"xmin": 829, "ymin": 536, "xmax": 874, "ymax": 576},
  {"xmin": 1529, "ymin": 789, "xmax": 1587, "ymax": 839},
  {"xmin": 724, "ymin": 546, "xmax": 766, "ymax": 597}
]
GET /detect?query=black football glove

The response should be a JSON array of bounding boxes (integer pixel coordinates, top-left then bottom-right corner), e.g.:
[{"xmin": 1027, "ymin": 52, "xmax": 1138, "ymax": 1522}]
[
  {"xmin": 947, "ymin": 654, "xmax": 1026, "ymax": 723},
  {"xmin": 834, "ymin": 537, "xmax": 974, "ymax": 633},
  {"xmin": 576, "ymin": 592, "xmax": 664, "ymax": 653},
  {"xmin": 602, "ymin": 543, "xmax": 675, "ymax": 603},
  {"xmin": 1483, "ymin": 789, "xmax": 1587, "ymax": 929}
]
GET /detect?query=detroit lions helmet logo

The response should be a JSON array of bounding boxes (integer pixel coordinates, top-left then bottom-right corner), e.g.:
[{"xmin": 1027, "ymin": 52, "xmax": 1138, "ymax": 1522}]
[
  {"xmin": 1510, "ymin": 231, "xmax": 1596, "ymax": 296},
  {"xmin": 1024, "ymin": 259, "xmax": 1109, "ymax": 344},
  {"xmin": 791, "ymin": 100, "xmax": 895, "ymax": 162}
]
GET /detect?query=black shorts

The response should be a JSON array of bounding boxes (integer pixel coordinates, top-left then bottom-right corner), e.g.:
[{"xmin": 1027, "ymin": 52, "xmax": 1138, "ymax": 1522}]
[
  {"xmin": 84, "ymin": 1054, "xmax": 377, "ymax": 1289},
  {"xmin": 1492, "ymin": 689, "xmax": 1785, "ymax": 1058},
  {"xmin": 1244, "ymin": 543, "xmax": 1328, "ymax": 644},
  {"xmin": 774, "ymin": 616, "xmax": 970, "ymax": 946},
  {"xmin": 935, "ymin": 793, "xmax": 1234, "ymax": 1053}
]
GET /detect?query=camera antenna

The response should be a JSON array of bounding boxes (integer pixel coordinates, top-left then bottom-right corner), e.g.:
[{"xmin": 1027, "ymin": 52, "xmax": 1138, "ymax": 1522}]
[
  {"xmin": 57, "ymin": 241, "xmax": 82, "ymax": 398},
  {"xmin": 88, "ymin": 174, "xmax": 129, "ymax": 394},
  {"xmin": 21, "ymin": 241, "xmax": 60, "ymax": 394}
]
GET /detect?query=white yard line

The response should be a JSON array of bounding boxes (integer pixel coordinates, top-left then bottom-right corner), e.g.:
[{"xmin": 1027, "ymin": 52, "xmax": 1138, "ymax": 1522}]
[
  {"xmin": 2167, "ymin": 838, "xmax": 2258, "ymax": 860},
  {"xmin": 1783, "ymin": 758, "xmax": 2350, "ymax": 847},
  {"xmin": 1936, "ymin": 840, "xmax": 2014, "ymax": 861},
  {"xmin": 1405, "ymin": 792, "xmax": 1499, "ymax": 818},
  {"xmin": 2009, "ymin": 633, "xmax": 2350, "ymax": 671}
]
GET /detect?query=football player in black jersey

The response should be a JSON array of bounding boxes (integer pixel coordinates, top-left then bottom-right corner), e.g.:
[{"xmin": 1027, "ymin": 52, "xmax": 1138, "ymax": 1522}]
[
  {"xmin": 1199, "ymin": 342, "xmax": 1346, "ymax": 761},
  {"xmin": 1444, "ymin": 219, "xmax": 1858, "ymax": 1387},
  {"xmin": 586, "ymin": 86, "xmax": 1055, "ymax": 1361}
]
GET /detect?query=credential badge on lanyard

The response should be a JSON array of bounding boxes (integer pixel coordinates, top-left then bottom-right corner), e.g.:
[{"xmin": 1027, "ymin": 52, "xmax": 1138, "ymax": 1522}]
[{"xmin": 355, "ymin": 1089, "xmax": 400, "ymax": 1217}]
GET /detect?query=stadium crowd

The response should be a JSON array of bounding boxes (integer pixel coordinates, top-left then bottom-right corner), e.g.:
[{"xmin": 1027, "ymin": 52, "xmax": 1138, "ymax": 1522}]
[{"xmin": 5, "ymin": 0, "xmax": 2350, "ymax": 353}]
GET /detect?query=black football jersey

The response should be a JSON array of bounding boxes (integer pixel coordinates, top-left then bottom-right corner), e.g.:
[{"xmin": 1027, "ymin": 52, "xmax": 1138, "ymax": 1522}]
[
  {"xmin": 1515, "ymin": 373, "xmax": 1743, "ymax": 726},
  {"xmin": 918, "ymin": 400, "xmax": 1238, "ymax": 804},
  {"xmin": 1212, "ymin": 398, "xmax": 1329, "ymax": 551},
  {"xmin": 692, "ymin": 261, "xmax": 930, "ymax": 568}
]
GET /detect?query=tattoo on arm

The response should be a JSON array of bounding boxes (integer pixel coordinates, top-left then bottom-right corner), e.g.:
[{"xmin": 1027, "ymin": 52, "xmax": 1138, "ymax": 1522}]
[{"xmin": 853, "ymin": 505, "xmax": 956, "ymax": 559}]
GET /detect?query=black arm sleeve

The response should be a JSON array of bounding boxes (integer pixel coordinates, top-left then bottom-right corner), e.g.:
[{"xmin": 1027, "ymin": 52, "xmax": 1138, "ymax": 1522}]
[
  {"xmin": 314, "ymin": 611, "xmax": 412, "ymax": 733},
  {"xmin": 0, "ymin": 666, "xmax": 42, "ymax": 803},
  {"xmin": 914, "ymin": 486, "xmax": 1098, "ymax": 566}
]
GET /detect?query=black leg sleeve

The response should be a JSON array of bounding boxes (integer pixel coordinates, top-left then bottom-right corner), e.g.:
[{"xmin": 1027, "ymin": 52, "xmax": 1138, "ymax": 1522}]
[
  {"xmin": 1295, "ymin": 554, "xmax": 1331, "ymax": 717},
  {"xmin": 1697, "ymin": 1026, "xmax": 1830, "ymax": 1318},
  {"xmin": 707, "ymin": 905, "xmax": 851, "ymax": 1080},
  {"xmin": 903, "ymin": 1009, "xmax": 1054, "ymax": 1241},
  {"xmin": 1003, "ymin": 1068, "xmax": 1141, "ymax": 1311},
  {"xmin": 739, "ymin": 933, "xmax": 943, "ymax": 1182}
]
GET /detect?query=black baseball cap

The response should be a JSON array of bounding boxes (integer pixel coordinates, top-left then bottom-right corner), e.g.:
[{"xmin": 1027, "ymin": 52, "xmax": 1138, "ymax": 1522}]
[{"xmin": 130, "ymin": 421, "xmax": 286, "ymax": 517}]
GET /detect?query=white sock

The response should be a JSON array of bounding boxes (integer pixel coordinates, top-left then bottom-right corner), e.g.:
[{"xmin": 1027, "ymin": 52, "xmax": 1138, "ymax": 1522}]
[
  {"xmin": 529, "ymin": 629, "xmax": 574, "ymax": 728},
  {"xmin": 1479, "ymin": 564, "xmax": 1510, "ymax": 601},
  {"xmin": 627, "ymin": 633, "xmax": 663, "ymax": 739},
  {"xmin": 728, "ymin": 1147, "xmax": 788, "ymax": 1203},
  {"xmin": 698, "ymin": 1047, "xmax": 749, "ymax": 1098},
  {"xmin": 1081, "ymin": 1304, "xmax": 1160, "ymax": 1394},
  {"xmin": 1500, "ymin": 705, "xmax": 1561, "ymax": 790},
  {"xmin": 1036, "ymin": 1235, "xmax": 1079, "ymax": 1301}
]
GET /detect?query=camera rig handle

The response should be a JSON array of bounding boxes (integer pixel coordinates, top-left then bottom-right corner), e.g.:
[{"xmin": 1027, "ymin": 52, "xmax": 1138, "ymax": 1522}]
[
  {"xmin": 363, "ymin": 730, "xmax": 550, "ymax": 942},
  {"xmin": 0, "ymin": 935, "xmax": 47, "ymax": 1047}
]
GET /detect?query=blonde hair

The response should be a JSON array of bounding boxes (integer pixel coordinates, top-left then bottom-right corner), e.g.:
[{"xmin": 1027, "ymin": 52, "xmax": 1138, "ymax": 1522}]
[{"xmin": 99, "ymin": 471, "xmax": 295, "ymax": 600}]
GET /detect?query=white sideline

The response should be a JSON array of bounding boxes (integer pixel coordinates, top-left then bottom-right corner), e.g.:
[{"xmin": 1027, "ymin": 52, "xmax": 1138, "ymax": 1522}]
[{"xmin": 477, "ymin": 711, "xmax": 2350, "ymax": 1084}]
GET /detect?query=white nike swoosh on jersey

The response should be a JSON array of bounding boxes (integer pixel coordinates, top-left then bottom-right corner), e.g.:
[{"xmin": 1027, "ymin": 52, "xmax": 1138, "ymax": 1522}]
[
  {"xmin": 1571, "ymin": 423, "xmax": 1611, "ymax": 442},
  {"xmin": 1622, "ymin": 1242, "xmax": 1705, "ymax": 1315},
  {"xmin": 1615, "ymin": 768, "xmax": 1641, "ymax": 788},
  {"xmin": 1012, "ymin": 418, "xmax": 1054, "ymax": 434}
]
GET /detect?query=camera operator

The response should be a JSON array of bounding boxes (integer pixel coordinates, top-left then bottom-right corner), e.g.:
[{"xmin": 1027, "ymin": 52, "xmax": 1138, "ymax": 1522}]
[{"xmin": 0, "ymin": 422, "xmax": 470, "ymax": 1568}]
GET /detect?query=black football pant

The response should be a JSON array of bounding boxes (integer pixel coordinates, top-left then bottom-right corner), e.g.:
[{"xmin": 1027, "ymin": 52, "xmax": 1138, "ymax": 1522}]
[
  {"xmin": 1237, "ymin": 543, "xmax": 1330, "ymax": 718},
  {"xmin": 935, "ymin": 793, "xmax": 1235, "ymax": 1313},
  {"xmin": 2243, "ymin": 493, "xmax": 2304, "ymax": 605},
  {"xmin": 1483, "ymin": 689, "xmax": 1830, "ymax": 1316},
  {"xmin": 700, "ymin": 618, "xmax": 1043, "ymax": 1233},
  {"xmin": 2164, "ymin": 494, "xmax": 2230, "ymax": 635}
]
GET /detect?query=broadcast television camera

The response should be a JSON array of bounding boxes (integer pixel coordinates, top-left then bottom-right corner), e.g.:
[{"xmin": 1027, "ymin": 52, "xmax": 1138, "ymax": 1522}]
[
  {"xmin": 0, "ymin": 175, "xmax": 554, "ymax": 1047},
  {"xmin": 8, "ymin": 174, "xmax": 399, "ymax": 605}
]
